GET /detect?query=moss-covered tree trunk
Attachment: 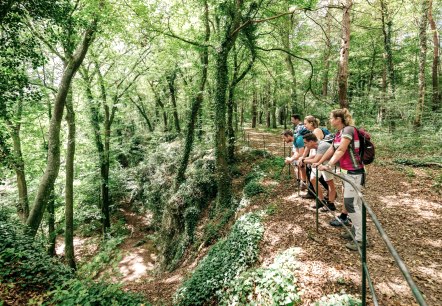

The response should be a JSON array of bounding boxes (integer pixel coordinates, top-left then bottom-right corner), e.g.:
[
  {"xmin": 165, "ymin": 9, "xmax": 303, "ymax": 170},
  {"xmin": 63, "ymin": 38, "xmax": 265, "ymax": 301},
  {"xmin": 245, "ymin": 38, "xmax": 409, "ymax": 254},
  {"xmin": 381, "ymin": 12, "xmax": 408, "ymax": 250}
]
[
  {"xmin": 214, "ymin": 49, "xmax": 233, "ymax": 209},
  {"xmin": 47, "ymin": 190, "xmax": 56, "ymax": 256},
  {"xmin": 175, "ymin": 0, "xmax": 210, "ymax": 186},
  {"xmin": 167, "ymin": 70, "xmax": 181, "ymax": 133},
  {"xmin": 26, "ymin": 24, "xmax": 97, "ymax": 236},
  {"xmin": 8, "ymin": 100, "xmax": 29, "ymax": 221},
  {"xmin": 65, "ymin": 88, "xmax": 76, "ymax": 269}
]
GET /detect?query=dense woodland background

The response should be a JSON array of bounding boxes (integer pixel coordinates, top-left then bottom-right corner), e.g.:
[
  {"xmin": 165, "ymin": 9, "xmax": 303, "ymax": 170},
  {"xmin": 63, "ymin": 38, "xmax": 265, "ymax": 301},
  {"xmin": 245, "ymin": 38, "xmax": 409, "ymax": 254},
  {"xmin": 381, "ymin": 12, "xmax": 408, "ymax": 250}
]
[{"xmin": 1, "ymin": 0, "xmax": 441, "ymax": 305}]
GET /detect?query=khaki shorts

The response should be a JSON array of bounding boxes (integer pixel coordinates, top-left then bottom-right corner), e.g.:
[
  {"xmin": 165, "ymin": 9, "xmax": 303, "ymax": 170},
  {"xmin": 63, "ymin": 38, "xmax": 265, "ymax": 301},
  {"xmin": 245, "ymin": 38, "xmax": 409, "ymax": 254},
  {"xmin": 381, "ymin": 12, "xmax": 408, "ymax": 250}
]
[{"xmin": 310, "ymin": 167, "xmax": 334, "ymax": 181}]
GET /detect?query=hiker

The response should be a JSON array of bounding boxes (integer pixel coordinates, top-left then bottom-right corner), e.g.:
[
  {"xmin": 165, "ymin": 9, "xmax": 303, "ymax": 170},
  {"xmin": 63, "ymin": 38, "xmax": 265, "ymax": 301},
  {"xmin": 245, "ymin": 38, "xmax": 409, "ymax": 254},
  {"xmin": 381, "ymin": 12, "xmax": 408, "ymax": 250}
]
[
  {"xmin": 282, "ymin": 129, "xmax": 308, "ymax": 190},
  {"xmin": 304, "ymin": 115, "xmax": 325, "ymax": 141},
  {"xmin": 300, "ymin": 115, "xmax": 328, "ymax": 200},
  {"xmin": 300, "ymin": 133, "xmax": 336, "ymax": 211},
  {"xmin": 290, "ymin": 114, "xmax": 304, "ymax": 136},
  {"xmin": 313, "ymin": 108, "xmax": 366, "ymax": 251}
]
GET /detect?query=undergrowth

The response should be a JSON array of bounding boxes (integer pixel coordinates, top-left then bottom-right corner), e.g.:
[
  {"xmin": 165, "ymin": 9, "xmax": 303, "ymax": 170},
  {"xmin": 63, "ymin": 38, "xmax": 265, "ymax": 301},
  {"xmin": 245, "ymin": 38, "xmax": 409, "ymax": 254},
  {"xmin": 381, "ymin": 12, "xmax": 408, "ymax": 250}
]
[
  {"xmin": 174, "ymin": 212, "xmax": 264, "ymax": 306},
  {"xmin": 0, "ymin": 215, "xmax": 149, "ymax": 305},
  {"xmin": 220, "ymin": 248, "xmax": 302, "ymax": 306}
]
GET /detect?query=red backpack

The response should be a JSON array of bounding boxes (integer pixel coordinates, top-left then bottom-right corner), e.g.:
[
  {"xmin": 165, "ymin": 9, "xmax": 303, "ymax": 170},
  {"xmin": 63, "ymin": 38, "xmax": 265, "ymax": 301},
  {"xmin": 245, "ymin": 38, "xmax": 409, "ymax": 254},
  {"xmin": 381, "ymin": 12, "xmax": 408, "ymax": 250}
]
[{"xmin": 354, "ymin": 127, "xmax": 375, "ymax": 165}]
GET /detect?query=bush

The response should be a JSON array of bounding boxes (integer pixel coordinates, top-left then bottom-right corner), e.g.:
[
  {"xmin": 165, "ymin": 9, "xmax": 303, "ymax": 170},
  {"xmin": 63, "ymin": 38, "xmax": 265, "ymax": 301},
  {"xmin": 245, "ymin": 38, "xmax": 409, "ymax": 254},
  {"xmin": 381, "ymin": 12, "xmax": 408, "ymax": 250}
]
[
  {"xmin": 174, "ymin": 213, "xmax": 264, "ymax": 306},
  {"xmin": 244, "ymin": 180, "xmax": 265, "ymax": 198},
  {"xmin": 0, "ymin": 219, "xmax": 73, "ymax": 290},
  {"xmin": 48, "ymin": 278, "xmax": 148, "ymax": 306},
  {"xmin": 220, "ymin": 248, "xmax": 302, "ymax": 306}
]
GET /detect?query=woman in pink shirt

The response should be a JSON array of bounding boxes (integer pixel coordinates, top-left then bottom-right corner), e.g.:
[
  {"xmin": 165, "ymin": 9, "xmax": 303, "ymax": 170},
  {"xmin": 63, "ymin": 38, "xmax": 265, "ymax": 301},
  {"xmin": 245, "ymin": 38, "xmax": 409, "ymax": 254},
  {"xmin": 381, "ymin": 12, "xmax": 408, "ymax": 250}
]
[{"xmin": 314, "ymin": 108, "xmax": 365, "ymax": 251}]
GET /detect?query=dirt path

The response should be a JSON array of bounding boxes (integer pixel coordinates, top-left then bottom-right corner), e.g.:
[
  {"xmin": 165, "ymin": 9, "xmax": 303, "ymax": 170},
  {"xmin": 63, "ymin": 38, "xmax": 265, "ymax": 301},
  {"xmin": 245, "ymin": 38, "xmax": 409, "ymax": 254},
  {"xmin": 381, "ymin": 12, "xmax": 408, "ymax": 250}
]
[
  {"xmin": 119, "ymin": 127, "xmax": 440, "ymax": 305},
  {"xmin": 242, "ymin": 127, "xmax": 441, "ymax": 305}
]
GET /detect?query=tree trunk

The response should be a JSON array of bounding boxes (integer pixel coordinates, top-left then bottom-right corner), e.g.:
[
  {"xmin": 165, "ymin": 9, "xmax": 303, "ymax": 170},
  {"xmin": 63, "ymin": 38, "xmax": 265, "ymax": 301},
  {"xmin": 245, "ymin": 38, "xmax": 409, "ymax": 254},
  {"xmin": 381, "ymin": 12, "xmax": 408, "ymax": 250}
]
[
  {"xmin": 322, "ymin": 3, "xmax": 332, "ymax": 97},
  {"xmin": 380, "ymin": 0, "xmax": 395, "ymax": 97},
  {"xmin": 175, "ymin": 0, "xmax": 209, "ymax": 186},
  {"xmin": 26, "ymin": 24, "xmax": 97, "ymax": 237},
  {"xmin": 8, "ymin": 101, "xmax": 29, "ymax": 221},
  {"xmin": 283, "ymin": 12, "xmax": 298, "ymax": 113},
  {"xmin": 428, "ymin": 0, "xmax": 440, "ymax": 111},
  {"xmin": 130, "ymin": 97, "xmax": 154, "ymax": 132},
  {"xmin": 271, "ymin": 96, "xmax": 277, "ymax": 129},
  {"xmin": 251, "ymin": 91, "xmax": 257, "ymax": 128},
  {"xmin": 214, "ymin": 49, "xmax": 233, "ymax": 210},
  {"xmin": 167, "ymin": 70, "xmax": 181, "ymax": 133},
  {"xmin": 47, "ymin": 190, "xmax": 56, "ymax": 256},
  {"xmin": 65, "ymin": 88, "xmax": 76, "ymax": 269},
  {"xmin": 414, "ymin": 0, "xmax": 429, "ymax": 127},
  {"xmin": 338, "ymin": 0, "xmax": 352, "ymax": 109}
]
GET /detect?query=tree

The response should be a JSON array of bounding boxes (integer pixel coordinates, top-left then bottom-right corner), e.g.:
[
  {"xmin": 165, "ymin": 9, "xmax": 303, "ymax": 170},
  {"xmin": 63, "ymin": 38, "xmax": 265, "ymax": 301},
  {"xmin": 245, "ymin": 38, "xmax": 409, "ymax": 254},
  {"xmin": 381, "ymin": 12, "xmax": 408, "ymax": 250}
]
[
  {"xmin": 26, "ymin": 3, "xmax": 100, "ymax": 237},
  {"xmin": 414, "ymin": 0, "xmax": 429, "ymax": 128},
  {"xmin": 428, "ymin": 0, "xmax": 440, "ymax": 111},
  {"xmin": 337, "ymin": 0, "xmax": 352, "ymax": 109}
]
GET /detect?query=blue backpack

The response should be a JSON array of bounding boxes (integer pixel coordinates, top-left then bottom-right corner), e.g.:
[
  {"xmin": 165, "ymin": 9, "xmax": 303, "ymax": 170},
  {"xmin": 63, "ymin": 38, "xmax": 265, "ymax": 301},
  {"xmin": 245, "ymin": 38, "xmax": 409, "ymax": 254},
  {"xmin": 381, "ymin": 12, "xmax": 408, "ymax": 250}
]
[{"xmin": 320, "ymin": 127, "xmax": 330, "ymax": 136}]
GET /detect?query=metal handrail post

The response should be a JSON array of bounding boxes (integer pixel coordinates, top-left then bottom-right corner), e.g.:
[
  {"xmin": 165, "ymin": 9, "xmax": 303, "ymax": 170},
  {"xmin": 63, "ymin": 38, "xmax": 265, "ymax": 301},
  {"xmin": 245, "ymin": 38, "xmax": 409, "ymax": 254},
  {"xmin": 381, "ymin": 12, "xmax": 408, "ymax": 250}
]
[
  {"xmin": 315, "ymin": 167, "xmax": 319, "ymax": 233},
  {"xmin": 362, "ymin": 200, "xmax": 367, "ymax": 305}
]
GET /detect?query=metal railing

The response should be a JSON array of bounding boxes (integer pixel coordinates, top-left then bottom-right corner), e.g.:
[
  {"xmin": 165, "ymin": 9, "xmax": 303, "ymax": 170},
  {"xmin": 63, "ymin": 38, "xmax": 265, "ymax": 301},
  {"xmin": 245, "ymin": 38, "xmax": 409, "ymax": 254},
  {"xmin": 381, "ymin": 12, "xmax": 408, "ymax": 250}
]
[
  {"xmin": 238, "ymin": 129, "xmax": 427, "ymax": 305},
  {"xmin": 311, "ymin": 167, "xmax": 427, "ymax": 306}
]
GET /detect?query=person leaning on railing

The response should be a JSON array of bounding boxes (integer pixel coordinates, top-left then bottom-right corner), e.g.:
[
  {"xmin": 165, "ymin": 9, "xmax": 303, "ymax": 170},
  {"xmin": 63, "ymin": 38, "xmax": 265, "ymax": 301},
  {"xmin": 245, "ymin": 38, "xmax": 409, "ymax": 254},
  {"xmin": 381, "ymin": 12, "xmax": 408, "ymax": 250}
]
[{"xmin": 313, "ymin": 108, "xmax": 366, "ymax": 251}]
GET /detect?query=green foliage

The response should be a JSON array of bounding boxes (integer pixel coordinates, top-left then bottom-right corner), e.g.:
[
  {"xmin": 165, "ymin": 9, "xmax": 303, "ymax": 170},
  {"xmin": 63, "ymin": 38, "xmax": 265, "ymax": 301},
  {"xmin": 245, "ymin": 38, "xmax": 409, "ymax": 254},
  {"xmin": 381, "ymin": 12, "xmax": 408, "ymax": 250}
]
[
  {"xmin": 244, "ymin": 180, "xmax": 265, "ymax": 197},
  {"xmin": 202, "ymin": 208, "xmax": 235, "ymax": 245},
  {"xmin": 174, "ymin": 213, "xmax": 264, "ymax": 306},
  {"xmin": 184, "ymin": 206, "xmax": 200, "ymax": 243},
  {"xmin": 77, "ymin": 236, "xmax": 124, "ymax": 280},
  {"xmin": 394, "ymin": 158, "xmax": 442, "ymax": 167},
  {"xmin": 314, "ymin": 293, "xmax": 362, "ymax": 306},
  {"xmin": 220, "ymin": 248, "xmax": 302, "ymax": 306},
  {"xmin": 0, "ymin": 218, "xmax": 73, "ymax": 290},
  {"xmin": 48, "ymin": 278, "xmax": 148, "ymax": 306}
]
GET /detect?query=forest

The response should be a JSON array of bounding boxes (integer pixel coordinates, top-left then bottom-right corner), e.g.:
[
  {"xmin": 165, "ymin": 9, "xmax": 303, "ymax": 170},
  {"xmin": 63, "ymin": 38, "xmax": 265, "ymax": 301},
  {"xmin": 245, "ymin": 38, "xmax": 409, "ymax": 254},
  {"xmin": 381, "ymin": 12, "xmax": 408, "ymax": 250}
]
[{"xmin": 0, "ymin": 0, "xmax": 441, "ymax": 305}]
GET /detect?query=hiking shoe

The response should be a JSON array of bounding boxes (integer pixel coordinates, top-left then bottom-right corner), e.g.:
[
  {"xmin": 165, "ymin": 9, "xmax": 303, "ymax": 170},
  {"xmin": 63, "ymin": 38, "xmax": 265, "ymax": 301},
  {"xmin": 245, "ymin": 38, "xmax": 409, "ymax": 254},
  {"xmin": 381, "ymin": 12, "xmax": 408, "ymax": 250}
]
[
  {"xmin": 299, "ymin": 181, "xmax": 308, "ymax": 191},
  {"xmin": 302, "ymin": 193, "xmax": 315, "ymax": 199},
  {"xmin": 320, "ymin": 202, "xmax": 336, "ymax": 212},
  {"xmin": 330, "ymin": 216, "xmax": 351, "ymax": 227},
  {"xmin": 345, "ymin": 241, "xmax": 361, "ymax": 251},
  {"xmin": 311, "ymin": 201, "xmax": 325, "ymax": 209},
  {"xmin": 340, "ymin": 230, "xmax": 354, "ymax": 240},
  {"xmin": 345, "ymin": 240, "xmax": 369, "ymax": 251}
]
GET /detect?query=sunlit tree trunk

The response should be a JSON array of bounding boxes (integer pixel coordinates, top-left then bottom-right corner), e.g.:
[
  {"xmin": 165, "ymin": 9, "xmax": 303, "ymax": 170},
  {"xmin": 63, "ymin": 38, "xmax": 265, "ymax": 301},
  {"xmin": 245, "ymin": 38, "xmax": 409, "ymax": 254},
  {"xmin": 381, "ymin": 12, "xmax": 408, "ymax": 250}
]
[
  {"xmin": 337, "ymin": 0, "xmax": 352, "ymax": 109},
  {"xmin": 414, "ymin": 0, "xmax": 429, "ymax": 127},
  {"xmin": 428, "ymin": 0, "xmax": 440, "ymax": 111}
]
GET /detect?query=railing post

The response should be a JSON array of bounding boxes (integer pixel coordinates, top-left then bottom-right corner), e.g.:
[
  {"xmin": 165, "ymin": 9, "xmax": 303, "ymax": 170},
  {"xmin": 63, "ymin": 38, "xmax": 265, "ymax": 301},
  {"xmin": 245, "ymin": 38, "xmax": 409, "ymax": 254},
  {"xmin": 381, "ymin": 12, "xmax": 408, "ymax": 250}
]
[
  {"xmin": 315, "ymin": 167, "xmax": 319, "ymax": 233},
  {"xmin": 362, "ymin": 197, "xmax": 367, "ymax": 305}
]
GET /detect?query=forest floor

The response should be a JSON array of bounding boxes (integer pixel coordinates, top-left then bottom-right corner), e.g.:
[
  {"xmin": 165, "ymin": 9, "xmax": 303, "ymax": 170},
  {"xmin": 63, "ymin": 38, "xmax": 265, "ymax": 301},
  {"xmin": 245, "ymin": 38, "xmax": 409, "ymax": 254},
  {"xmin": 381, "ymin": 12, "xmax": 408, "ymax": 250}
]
[{"xmin": 90, "ymin": 127, "xmax": 441, "ymax": 305}]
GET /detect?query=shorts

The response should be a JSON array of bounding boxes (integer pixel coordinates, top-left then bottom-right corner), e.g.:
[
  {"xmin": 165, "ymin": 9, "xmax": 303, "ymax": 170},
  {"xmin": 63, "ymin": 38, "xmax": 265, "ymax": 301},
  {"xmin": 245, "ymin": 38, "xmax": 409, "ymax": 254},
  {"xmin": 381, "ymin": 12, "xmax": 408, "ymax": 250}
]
[{"xmin": 310, "ymin": 167, "xmax": 334, "ymax": 181}]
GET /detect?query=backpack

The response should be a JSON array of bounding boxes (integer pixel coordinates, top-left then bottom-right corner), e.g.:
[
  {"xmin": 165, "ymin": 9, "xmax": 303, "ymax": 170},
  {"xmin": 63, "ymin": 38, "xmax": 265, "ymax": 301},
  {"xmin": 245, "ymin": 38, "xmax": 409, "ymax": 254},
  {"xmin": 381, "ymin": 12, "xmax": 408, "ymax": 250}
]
[
  {"xmin": 322, "ymin": 133, "xmax": 335, "ymax": 144},
  {"xmin": 297, "ymin": 127, "xmax": 311, "ymax": 137},
  {"xmin": 320, "ymin": 127, "xmax": 331, "ymax": 136},
  {"xmin": 354, "ymin": 127, "xmax": 375, "ymax": 165}
]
